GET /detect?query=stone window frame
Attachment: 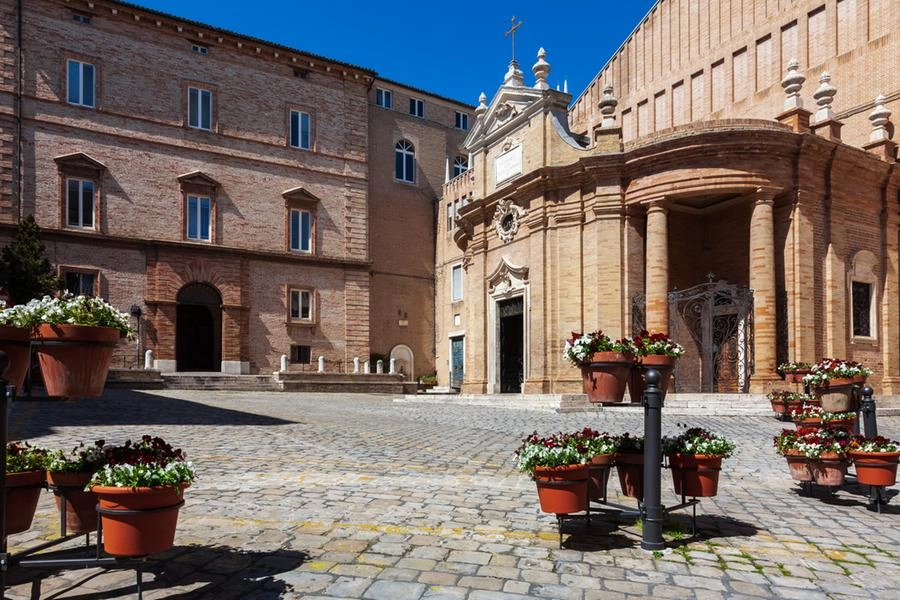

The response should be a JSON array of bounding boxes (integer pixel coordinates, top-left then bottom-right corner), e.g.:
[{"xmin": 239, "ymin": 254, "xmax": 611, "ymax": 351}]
[
  {"xmin": 455, "ymin": 111, "xmax": 469, "ymax": 130},
  {"xmin": 849, "ymin": 250, "xmax": 878, "ymax": 342},
  {"xmin": 409, "ymin": 97, "xmax": 424, "ymax": 118},
  {"xmin": 376, "ymin": 88, "xmax": 392, "ymax": 109},
  {"xmin": 65, "ymin": 57, "xmax": 97, "ymax": 108},
  {"xmin": 287, "ymin": 105, "xmax": 315, "ymax": 151},
  {"xmin": 184, "ymin": 81, "xmax": 217, "ymax": 132},
  {"xmin": 451, "ymin": 263, "xmax": 463, "ymax": 302},
  {"xmin": 282, "ymin": 187, "xmax": 320, "ymax": 255},
  {"xmin": 54, "ymin": 153, "xmax": 105, "ymax": 232},
  {"xmin": 59, "ymin": 265, "xmax": 100, "ymax": 296},
  {"xmin": 286, "ymin": 286, "xmax": 316, "ymax": 325},
  {"xmin": 394, "ymin": 139, "xmax": 416, "ymax": 184},
  {"xmin": 178, "ymin": 171, "xmax": 219, "ymax": 244}
]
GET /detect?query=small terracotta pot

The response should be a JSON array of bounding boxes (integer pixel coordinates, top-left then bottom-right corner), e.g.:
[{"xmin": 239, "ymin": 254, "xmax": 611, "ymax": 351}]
[
  {"xmin": 4, "ymin": 470, "xmax": 44, "ymax": 536},
  {"xmin": 532, "ymin": 464, "xmax": 589, "ymax": 515},
  {"xmin": 668, "ymin": 454, "xmax": 723, "ymax": 497},
  {"xmin": 92, "ymin": 485, "xmax": 187, "ymax": 556},
  {"xmin": 0, "ymin": 325, "xmax": 30, "ymax": 391},
  {"xmin": 815, "ymin": 380, "xmax": 857, "ymax": 413},
  {"xmin": 581, "ymin": 352, "xmax": 633, "ymax": 404},
  {"xmin": 588, "ymin": 454, "xmax": 614, "ymax": 501},
  {"xmin": 810, "ymin": 454, "xmax": 848, "ymax": 486},
  {"xmin": 848, "ymin": 451, "xmax": 900, "ymax": 487},
  {"xmin": 614, "ymin": 452, "xmax": 644, "ymax": 499},
  {"xmin": 46, "ymin": 471, "xmax": 98, "ymax": 534},
  {"xmin": 784, "ymin": 453, "xmax": 813, "ymax": 482}
]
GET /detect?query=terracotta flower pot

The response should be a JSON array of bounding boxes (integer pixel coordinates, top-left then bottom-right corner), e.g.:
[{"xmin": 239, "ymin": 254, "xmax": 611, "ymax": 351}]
[
  {"xmin": 0, "ymin": 325, "xmax": 30, "ymax": 391},
  {"xmin": 628, "ymin": 354, "xmax": 676, "ymax": 403},
  {"xmin": 668, "ymin": 454, "xmax": 723, "ymax": 497},
  {"xmin": 784, "ymin": 453, "xmax": 813, "ymax": 482},
  {"xmin": 581, "ymin": 351, "xmax": 633, "ymax": 404},
  {"xmin": 32, "ymin": 324, "xmax": 119, "ymax": 397},
  {"xmin": 46, "ymin": 471, "xmax": 98, "ymax": 534},
  {"xmin": 4, "ymin": 470, "xmax": 44, "ymax": 536},
  {"xmin": 794, "ymin": 418, "xmax": 822, "ymax": 430},
  {"xmin": 785, "ymin": 370, "xmax": 810, "ymax": 384},
  {"xmin": 588, "ymin": 454, "xmax": 614, "ymax": 501},
  {"xmin": 824, "ymin": 418, "xmax": 856, "ymax": 435},
  {"xmin": 92, "ymin": 485, "xmax": 187, "ymax": 556},
  {"xmin": 848, "ymin": 450, "xmax": 900, "ymax": 487},
  {"xmin": 614, "ymin": 452, "xmax": 644, "ymax": 499},
  {"xmin": 810, "ymin": 453, "xmax": 848, "ymax": 486},
  {"xmin": 532, "ymin": 464, "xmax": 588, "ymax": 515},
  {"xmin": 815, "ymin": 379, "xmax": 856, "ymax": 413}
]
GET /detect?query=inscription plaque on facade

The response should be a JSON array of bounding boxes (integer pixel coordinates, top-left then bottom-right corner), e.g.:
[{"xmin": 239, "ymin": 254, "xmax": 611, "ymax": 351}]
[{"xmin": 495, "ymin": 145, "xmax": 522, "ymax": 183}]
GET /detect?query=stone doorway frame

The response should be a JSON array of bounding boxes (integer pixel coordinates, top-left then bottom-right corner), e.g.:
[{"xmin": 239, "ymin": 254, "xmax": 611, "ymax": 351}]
[{"xmin": 486, "ymin": 258, "xmax": 529, "ymax": 394}]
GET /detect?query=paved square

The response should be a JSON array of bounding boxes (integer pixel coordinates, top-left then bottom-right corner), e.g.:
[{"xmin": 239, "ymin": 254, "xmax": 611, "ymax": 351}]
[{"xmin": 4, "ymin": 390, "xmax": 900, "ymax": 598}]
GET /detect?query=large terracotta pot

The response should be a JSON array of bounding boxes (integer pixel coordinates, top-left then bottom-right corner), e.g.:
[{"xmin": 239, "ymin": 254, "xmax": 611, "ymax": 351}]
[
  {"xmin": 46, "ymin": 471, "xmax": 98, "ymax": 534},
  {"xmin": 581, "ymin": 351, "xmax": 633, "ymax": 404},
  {"xmin": 92, "ymin": 485, "xmax": 187, "ymax": 556},
  {"xmin": 848, "ymin": 451, "xmax": 900, "ymax": 487},
  {"xmin": 532, "ymin": 464, "xmax": 588, "ymax": 515},
  {"xmin": 628, "ymin": 355, "xmax": 676, "ymax": 403},
  {"xmin": 32, "ymin": 324, "xmax": 119, "ymax": 397},
  {"xmin": 815, "ymin": 379, "xmax": 857, "ymax": 413},
  {"xmin": 588, "ymin": 454, "xmax": 614, "ymax": 501},
  {"xmin": 0, "ymin": 325, "xmax": 30, "ymax": 391},
  {"xmin": 4, "ymin": 470, "xmax": 44, "ymax": 536},
  {"xmin": 669, "ymin": 454, "xmax": 723, "ymax": 497},
  {"xmin": 614, "ymin": 452, "xmax": 643, "ymax": 499},
  {"xmin": 784, "ymin": 453, "xmax": 813, "ymax": 482},
  {"xmin": 810, "ymin": 453, "xmax": 848, "ymax": 486}
]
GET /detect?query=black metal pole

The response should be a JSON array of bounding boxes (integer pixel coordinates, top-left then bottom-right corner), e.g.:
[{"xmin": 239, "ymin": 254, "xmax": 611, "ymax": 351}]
[
  {"xmin": 641, "ymin": 368, "xmax": 664, "ymax": 550},
  {"xmin": 860, "ymin": 385, "xmax": 877, "ymax": 439},
  {"xmin": 1, "ymin": 350, "xmax": 10, "ymax": 597}
]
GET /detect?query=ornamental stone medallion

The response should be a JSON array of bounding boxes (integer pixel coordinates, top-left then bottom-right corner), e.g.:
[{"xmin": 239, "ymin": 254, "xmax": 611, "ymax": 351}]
[{"xmin": 494, "ymin": 198, "xmax": 525, "ymax": 242}]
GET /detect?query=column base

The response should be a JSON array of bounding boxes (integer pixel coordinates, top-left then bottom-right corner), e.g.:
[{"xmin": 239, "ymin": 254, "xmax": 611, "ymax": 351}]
[
  {"xmin": 878, "ymin": 377, "xmax": 900, "ymax": 395},
  {"xmin": 749, "ymin": 372, "xmax": 783, "ymax": 394}
]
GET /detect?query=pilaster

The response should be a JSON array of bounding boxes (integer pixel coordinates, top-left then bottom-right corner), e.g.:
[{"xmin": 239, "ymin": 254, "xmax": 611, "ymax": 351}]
[
  {"xmin": 644, "ymin": 200, "xmax": 669, "ymax": 332},
  {"xmin": 749, "ymin": 189, "xmax": 782, "ymax": 391}
]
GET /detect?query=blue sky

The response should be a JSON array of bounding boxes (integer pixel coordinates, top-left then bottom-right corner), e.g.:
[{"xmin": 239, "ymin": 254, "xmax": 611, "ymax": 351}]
[{"xmin": 130, "ymin": 1, "xmax": 657, "ymax": 106}]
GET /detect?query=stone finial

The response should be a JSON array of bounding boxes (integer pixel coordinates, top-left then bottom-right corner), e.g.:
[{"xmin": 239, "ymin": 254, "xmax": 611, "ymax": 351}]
[
  {"xmin": 532, "ymin": 47, "xmax": 550, "ymax": 90},
  {"xmin": 813, "ymin": 72, "xmax": 837, "ymax": 123},
  {"xmin": 599, "ymin": 84, "xmax": 618, "ymax": 128},
  {"xmin": 475, "ymin": 92, "xmax": 488, "ymax": 119},
  {"xmin": 781, "ymin": 58, "xmax": 805, "ymax": 111},
  {"xmin": 503, "ymin": 58, "xmax": 525, "ymax": 87},
  {"xmin": 868, "ymin": 95, "xmax": 892, "ymax": 142}
]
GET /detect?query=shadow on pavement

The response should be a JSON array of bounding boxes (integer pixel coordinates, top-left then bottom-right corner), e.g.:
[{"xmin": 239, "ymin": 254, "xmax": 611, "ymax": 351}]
[
  {"xmin": 8, "ymin": 389, "xmax": 297, "ymax": 439},
  {"xmin": 5, "ymin": 545, "xmax": 308, "ymax": 599}
]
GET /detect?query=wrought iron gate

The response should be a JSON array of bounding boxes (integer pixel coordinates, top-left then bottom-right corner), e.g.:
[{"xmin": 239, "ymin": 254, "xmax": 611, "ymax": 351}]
[{"xmin": 668, "ymin": 281, "xmax": 754, "ymax": 393}]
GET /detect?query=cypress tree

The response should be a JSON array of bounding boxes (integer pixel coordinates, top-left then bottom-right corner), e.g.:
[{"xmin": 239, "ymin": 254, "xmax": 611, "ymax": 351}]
[{"xmin": 0, "ymin": 215, "xmax": 60, "ymax": 304}]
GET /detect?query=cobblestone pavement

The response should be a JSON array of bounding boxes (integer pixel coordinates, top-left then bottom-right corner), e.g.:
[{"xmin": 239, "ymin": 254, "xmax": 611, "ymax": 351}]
[{"xmin": 4, "ymin": 389, "xmax": 900, "ymax": 599}]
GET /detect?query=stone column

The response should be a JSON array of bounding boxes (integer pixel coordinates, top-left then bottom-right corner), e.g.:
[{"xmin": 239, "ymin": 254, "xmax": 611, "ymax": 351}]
[
  {"xmin": 749, "ymin": 189, "xmax": 780, "ymax": 390},
  {"xmin": 645, "ymin": 201, "xmax": 669, "ymax": 332}
]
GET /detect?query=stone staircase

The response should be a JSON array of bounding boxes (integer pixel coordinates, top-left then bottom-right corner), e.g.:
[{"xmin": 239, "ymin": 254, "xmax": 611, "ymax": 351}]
[{"xmin": 161, "ymin": 373, "xmax": 279, "ymax": 391}]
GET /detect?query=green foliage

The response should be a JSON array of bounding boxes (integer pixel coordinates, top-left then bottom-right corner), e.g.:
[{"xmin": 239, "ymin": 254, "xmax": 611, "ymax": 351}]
[
  {"xmin": 6, "ymin": 441, "xmax": 50, "ymax": 473},
  {"xmin": 0, "ymin": 216, "xmax": 60, "ymax": 304}
]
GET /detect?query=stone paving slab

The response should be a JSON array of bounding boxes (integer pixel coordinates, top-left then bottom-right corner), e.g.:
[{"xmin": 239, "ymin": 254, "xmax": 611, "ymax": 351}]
[{"xmin": 3, "ymin": 389, "xmax": 900, "ymax": 599}]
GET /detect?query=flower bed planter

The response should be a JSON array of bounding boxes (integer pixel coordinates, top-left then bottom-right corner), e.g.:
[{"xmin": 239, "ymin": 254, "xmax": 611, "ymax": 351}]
[
  {"xmin": 92, "ymin": 485, "xmax": 187, "ymax": 556},
  {"xmin": 668, "ymin": 454, "xmax": 723, "ymax": 497},
  {"xmin": 848, "ymin": 451, "xmax": 900, "ymax": 487},
  {"xmin": 532, "ymin": 464, "xmax": 588, "ymax": 515},
  {"xmin": 46, "ymin": 471, "xmax": 98, "ymax": 534},
  {"xmin": 4, "ymin": 470, "xmax": 44, "ymax": 536},
  {"xmin": 581, "ymin": 351, "xmax": 633, "ymax": 404},
  {"xmin": 0, "ymin": 325, "xmax": 30, "ymax": 391},
  {"xmin": 32, "ymin": 324, "xmax": 119, "ymax": 397}
]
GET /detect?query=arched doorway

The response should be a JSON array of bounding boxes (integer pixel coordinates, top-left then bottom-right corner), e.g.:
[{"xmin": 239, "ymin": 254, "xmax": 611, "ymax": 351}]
[
  {"xmin": 389, "ymin": 344, "xmax": 414, "ymax": 379},
  {"xmin": 176, "ymin": 283, "xmax": 222, "ymax": 372}
]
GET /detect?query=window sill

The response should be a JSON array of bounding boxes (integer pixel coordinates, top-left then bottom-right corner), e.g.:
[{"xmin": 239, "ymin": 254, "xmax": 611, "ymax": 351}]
[
  {"xmin": 394, "ymin": 179, "xmax": 417, "ymax": 186},
  {"xmin": 850, "ymin": 336, "xmax": 878, "ymax": 346},
  {"xmin": 286, "ymin": 320, "xmax": 316, "ymax": 328}
]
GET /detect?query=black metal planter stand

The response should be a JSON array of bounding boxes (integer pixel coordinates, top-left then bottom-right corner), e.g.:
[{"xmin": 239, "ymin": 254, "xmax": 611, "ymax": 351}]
[{"xmin": 0, "ymin": 352, "xmax": 148, "ymax": 600}]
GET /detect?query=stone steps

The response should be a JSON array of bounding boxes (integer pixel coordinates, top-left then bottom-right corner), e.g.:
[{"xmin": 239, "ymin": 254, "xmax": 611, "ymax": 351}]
[{"xmin": 161, "ymin": 374, "xmax": 279, "ymax": 391}]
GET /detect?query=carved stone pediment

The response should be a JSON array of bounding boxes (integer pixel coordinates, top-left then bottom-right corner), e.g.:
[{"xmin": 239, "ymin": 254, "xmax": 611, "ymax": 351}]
[
  {"xmin": 487, "ymin": 257, "xmax": 529, "ymax": 296},
  {"xmin": 53, "ymin": 152, "xmax": 106, "ymax": 175},
  {"xmin": 177, "ymin": 170, "xmax": 220, "ymax": 189},
  {"xmin": 282, "ymin": 186, "xmax": 321, "ymax": 204}
]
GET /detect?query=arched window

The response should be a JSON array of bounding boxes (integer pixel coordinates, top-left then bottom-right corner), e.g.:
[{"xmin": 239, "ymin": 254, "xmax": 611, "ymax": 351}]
[
  {"xmin": 453, "ymin": 155, "xmax": 468, "ymax": 178},
  {"xmin": 395, "ymin": 140, "xmax": 415, "ymax": 183}
]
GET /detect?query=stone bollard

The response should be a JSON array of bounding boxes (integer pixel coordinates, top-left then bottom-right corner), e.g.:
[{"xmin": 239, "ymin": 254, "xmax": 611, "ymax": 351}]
[
  {"xmin": 280, "ymin": 354, "xmax": 288, "ymax": 373},
  {"xmin": 353, "ymin": 357, "xmax": 360, "ymax": 373},
  {"xmin": 144, "ymin": 349, "xmax": 154, "ymax": 370},
  {"xmin": 389, "ymin": 358, "xmax": 396, "ymax": 374},
  {"xmin": 376, "ymin": 360, "xmax": 383, "ymax": 374},
  {"xmin": 318, "ymin": 356, "xmax": 325, "ymax": 373},
  {"xmin": 363, "ymin": 361, "xmax": 371, "ymax": 374}
]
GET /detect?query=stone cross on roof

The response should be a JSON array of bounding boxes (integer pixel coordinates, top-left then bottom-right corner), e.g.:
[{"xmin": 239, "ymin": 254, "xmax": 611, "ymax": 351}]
[{"xmin": 505, "ymin": 16, "xmax": 523, "ymax": 63}]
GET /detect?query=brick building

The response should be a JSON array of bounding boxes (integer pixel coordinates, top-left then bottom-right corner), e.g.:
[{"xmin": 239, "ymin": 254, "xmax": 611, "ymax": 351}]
[
  {"xmin": 0, "ymin": 0, "xmax": 470, "ymax": 377},
  {"xmin": 437, "ymin": 0, "xmax": 899, "ymax": 394}
]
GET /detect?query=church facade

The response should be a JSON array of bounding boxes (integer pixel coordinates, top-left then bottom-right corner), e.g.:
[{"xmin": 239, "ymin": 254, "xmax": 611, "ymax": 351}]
[{"xmin": 437, "ymin": 0, "xmax": 899, "ymax": 395}]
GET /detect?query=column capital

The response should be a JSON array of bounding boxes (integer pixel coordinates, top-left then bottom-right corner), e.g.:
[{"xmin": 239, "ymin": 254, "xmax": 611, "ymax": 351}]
[
  {"xmin": 645, "ymin": 198, "xmax": 671, "ymax": 214},
  {"xmin": 750, "ymin": 187, "xmax": 781, "ymax": 205}
]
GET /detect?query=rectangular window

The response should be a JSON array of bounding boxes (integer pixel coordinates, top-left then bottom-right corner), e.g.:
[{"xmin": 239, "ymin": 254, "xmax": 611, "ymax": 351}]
[
  {"xmin": 376, "ymin": 88, "xmax": 392, "ymax": 108},
  {"xmin": 455, "ymin": 111, "xmax": 469, "ymax": 130},
  {"xmin": 192, "ymin": 44, "xmax": 209, "ymax": 55},
  {"xmin": 64, "ymin": 271, "xmax": 96, "ymax": 296},
  {"xmin": 186, "ymin": 195, "xmax": 211, "ymax": 241},
  {"xmin": 290, "ymin": 208, "xmax": 312, "ymax": 252},
  {"xmin": 290, "ymin": 289, "xmax": 312, "ymax": 321},
  {"xmin": 451, "ymin": 264, "xmax": 463, "ymax": 301},
  {"xmin": 409, "ymin": 98, "xmax": 424, "ymax": 118},
  {"xmin": 446, "ymin": 203, "xmax": 453, "ymax": 232},
  {"xmin": 188, "ymin": 86, "xmax": 212, "ymax": 130},
  {"xmin": 290, "ymin": 110, "xmax": 311, "ymax": 149},
  {"xmin": 73, "ymin": 14, "xmax": 92, "ymax": 24},
  {"xmin": 67, "ymin": 59, "xmax": 95, "ymax": 107},
  {"xmin": 66, "ymin": 178, "xmax": 94, "ymax": 228},
  {"xmin": 290, "ymin": 344, "xmax": 311, "ymax": 364},
  {"xmin": 852, "ymin": 281, "xmax": 872, "ymax": 337}
]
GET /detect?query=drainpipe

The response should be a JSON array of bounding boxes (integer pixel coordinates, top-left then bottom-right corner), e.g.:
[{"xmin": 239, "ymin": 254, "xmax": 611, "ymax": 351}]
[{"xmin": 13, "ymin": 0, "xmax": 23, "ymax": 220}]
